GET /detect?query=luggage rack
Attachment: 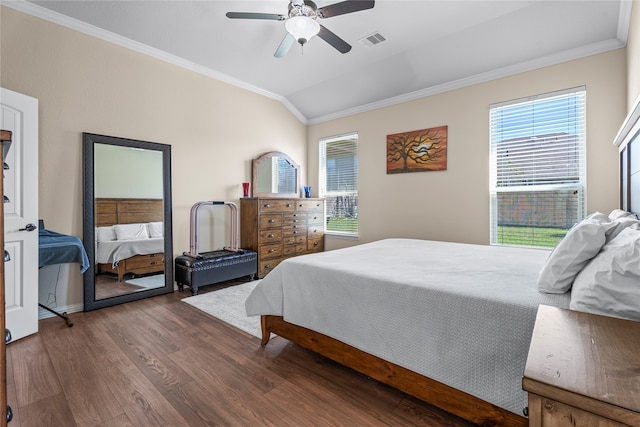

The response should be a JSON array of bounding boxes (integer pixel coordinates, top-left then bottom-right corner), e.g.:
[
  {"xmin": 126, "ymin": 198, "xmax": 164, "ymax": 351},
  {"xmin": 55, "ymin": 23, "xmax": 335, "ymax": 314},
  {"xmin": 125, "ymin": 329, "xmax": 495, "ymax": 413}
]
[{"xmin": 175, "ymin": 201, "xmax": 257, "ymax": 295}]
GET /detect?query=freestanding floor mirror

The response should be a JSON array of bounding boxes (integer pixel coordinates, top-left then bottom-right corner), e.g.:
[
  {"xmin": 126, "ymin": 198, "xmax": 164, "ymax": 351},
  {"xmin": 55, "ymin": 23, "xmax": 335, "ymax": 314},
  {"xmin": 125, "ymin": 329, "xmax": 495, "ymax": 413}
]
[{"xmin": 83, "ymin": 133, "xmax": 173, "ymax": 311}]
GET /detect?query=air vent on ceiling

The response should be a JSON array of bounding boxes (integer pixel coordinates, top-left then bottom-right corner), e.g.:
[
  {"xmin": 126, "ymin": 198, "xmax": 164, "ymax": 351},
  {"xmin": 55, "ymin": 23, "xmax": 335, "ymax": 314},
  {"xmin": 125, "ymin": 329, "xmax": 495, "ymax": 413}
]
[{"xmin": 359, "ymin": 32, "xmax": 386, "ymax": 47}]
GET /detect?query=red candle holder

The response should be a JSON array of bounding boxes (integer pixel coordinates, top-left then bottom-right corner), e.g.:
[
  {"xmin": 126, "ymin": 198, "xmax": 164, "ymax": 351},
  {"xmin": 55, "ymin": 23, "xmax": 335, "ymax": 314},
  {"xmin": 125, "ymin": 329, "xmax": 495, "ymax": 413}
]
[{"xmin": 242, "ymin": 182, "xmax": 250, "ymax": 197}]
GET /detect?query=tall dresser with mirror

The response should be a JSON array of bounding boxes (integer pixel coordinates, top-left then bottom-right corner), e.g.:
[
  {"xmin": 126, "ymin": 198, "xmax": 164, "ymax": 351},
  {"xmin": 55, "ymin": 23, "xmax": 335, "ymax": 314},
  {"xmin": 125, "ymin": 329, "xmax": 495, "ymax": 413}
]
[{"xmin": 241, "ymin": 197, "xmax": 324, "ymax": 278}]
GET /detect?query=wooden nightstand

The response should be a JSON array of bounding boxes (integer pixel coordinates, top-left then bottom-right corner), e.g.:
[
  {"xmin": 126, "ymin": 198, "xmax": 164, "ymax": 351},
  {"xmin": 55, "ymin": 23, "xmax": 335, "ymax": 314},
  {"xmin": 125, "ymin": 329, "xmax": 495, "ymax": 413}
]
[{"xmin": 522, "ymin": 305, "xmax": 640, "ymax": 426}]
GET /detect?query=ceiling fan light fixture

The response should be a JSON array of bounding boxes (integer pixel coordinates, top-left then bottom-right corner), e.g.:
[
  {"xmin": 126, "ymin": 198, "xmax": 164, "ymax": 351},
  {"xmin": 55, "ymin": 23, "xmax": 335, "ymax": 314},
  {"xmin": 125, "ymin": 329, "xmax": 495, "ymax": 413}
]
[{"xmin": 285, "ymin": 16, "xmax": 320, "ymax": 45}]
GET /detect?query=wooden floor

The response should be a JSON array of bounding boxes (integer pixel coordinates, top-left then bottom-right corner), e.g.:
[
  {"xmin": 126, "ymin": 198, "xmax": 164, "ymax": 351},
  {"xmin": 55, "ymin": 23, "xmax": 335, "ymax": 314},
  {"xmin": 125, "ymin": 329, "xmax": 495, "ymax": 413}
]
[{"xmin": 5, "ymin": 281, "xmax": 475, "ymax": 427}]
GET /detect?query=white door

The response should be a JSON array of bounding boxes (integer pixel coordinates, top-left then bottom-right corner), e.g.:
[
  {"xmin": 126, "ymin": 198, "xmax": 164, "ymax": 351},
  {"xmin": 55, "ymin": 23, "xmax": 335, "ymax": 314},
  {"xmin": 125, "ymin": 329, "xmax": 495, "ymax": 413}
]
[{"xmin": 1, "ymin": 88, "xmax": 39, "ymax": 341}]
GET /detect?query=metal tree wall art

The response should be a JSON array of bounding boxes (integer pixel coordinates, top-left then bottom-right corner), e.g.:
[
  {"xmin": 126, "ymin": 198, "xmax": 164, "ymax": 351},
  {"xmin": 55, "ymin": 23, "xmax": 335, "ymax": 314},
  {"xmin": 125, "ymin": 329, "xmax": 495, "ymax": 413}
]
[{"xmin": 386, "ymin": 126, "xmax": 448, "ymax": 174}]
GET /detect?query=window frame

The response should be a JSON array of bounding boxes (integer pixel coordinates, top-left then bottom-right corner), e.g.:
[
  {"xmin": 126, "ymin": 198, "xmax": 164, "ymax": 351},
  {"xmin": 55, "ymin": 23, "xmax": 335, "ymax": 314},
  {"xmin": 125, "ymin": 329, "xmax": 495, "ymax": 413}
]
[
  {"xmin": 319, "ymin": 132, "xmax": 359, "ymax": 238},
  {"xmin": 489, "ymin": 87, "xmax": 587, "ymax": 248}
]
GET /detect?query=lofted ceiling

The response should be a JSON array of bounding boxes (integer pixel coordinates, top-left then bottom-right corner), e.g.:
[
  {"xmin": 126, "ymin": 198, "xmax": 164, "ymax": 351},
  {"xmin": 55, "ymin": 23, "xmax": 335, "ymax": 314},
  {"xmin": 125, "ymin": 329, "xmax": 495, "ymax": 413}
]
[{"xmin": 7, "ymin": 0, "xmax": 631, "ymax": 124}]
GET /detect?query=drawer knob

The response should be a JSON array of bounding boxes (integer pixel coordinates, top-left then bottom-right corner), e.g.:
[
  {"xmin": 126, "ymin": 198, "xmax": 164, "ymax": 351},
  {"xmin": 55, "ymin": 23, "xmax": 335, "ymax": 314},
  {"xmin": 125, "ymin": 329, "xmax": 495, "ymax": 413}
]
[
  {"xmin": 268, "ymin": 248, "xmax": 275, "ymax": 253},
  {"xmin": 150, "ymin": 261, "xmax": 157, "ymax": 265},
  {"xmin": 293, "ymin": 231, "xmax": 298, "ymax": 234},
  {"xmin": 313, "ymin": 241, "xmax": 319, "ymax": 246},
  {"xmin": 268, "ymin": 219, "xmax": 275, "ymax": 223},
  {"xmin": 264, "ymin": 203, "xmax": 270, "ymax": 208},
  {"xmin": 265, "ymin": 264, "xmax": 271, "ymax": 269},
  {"xmin": 286, "ymin": 203, "xmax": 292, "ymax": 207},
  {"xmin": 268, "ymin": 233, "xmax": 275, "ymax": 238},
  {"xmin": 299, "ymin": 204, "xmax": 303, "ymax": 207},
  {"xmin": 293, "ymin": 219, "xmax": 298, "ymax": 223}
]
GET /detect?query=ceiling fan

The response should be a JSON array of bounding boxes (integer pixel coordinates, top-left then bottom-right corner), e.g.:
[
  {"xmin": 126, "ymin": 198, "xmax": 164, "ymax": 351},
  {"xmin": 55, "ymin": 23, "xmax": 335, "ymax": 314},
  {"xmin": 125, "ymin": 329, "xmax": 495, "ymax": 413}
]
[{"xmin": 226, "ymin": 0, "xmax": 375, "ymax": 57}]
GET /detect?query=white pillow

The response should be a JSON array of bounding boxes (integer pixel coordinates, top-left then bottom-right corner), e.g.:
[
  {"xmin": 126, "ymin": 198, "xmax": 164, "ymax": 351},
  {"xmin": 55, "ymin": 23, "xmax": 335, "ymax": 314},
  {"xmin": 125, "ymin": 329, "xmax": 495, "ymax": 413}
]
[
  {"xmin": 605, "ymin": 216, "xmax": 640, "ymax": 242},
  {"xmin": 537, "ymin": 212, "xmax": 611, "ymax": 294},
  {"xmin": 608, "ymin": 208, "xmax": 637, "ymax": 220},
  {"xmin": 114, "ymin": 223, "xmax": 149, "ymax": 240},
  {"xmin": 570, "ymin": 227, "xmax": 640, "ymax": 322},
  {"xmin": 147, "ymin": 221, "xmax": 163, "ymax": 238},
  {"xmin": 96, "ymin": 226, "xmax": 116, "ymax": 242}
]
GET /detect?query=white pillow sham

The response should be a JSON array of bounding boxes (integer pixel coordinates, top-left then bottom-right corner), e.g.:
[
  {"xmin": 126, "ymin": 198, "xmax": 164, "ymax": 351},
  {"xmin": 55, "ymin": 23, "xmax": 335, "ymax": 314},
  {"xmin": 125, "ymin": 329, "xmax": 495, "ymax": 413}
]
[
  {"xmin": 608, "ymin": 208, "xmax": 637, "ymax": 220},
  {"xmin": 114, "ymin": 223, "xmax": 149, "ymax": 240},
  {"xmin": 96, "ymin": 226, "xmax": 116, "ymax": 242},
  {"xmin": 537, "ymin": 212, "xmax": 611, "ymax": 294},
  {"xmin": 147, "ymin": 221, "xmax": 163, "ymax": 238},
  {"xmin": 570, "ymin": 227, "xmax": 640, "ymax": 322}
]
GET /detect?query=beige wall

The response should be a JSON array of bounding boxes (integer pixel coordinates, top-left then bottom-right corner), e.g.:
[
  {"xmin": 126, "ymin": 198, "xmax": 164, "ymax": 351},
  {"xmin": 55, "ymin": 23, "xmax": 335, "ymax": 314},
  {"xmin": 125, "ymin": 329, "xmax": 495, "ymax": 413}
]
[
  {"xmin": 628, "ymin": 1, "xmax": 640, "ymax": 109},
  {"xmin": 0, "ymin": 7, "xmax": 307, "ymax": 308},
  {"xmin": 308, "ymin": 49, "xmax": 628, "ymax": 250},
  {"xmin": 0, "ymin": 4, "xmax": 635, "ymax": 308}
]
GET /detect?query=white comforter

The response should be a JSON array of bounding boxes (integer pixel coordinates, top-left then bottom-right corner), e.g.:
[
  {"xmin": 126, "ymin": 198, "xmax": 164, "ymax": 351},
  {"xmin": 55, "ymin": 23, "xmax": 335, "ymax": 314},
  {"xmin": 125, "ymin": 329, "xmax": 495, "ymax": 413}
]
[
  {"xmin": 245, "ymin": 238, "xmax": 571, "ymax": 415},
  {"xmin": 96, "ymin": 237, "xmax": 164, "ymax": 266}
]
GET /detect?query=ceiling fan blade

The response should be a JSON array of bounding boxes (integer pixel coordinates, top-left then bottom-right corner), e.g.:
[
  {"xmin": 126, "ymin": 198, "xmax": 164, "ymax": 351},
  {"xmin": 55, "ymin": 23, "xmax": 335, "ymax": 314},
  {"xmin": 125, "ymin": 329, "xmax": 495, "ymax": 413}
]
[
  {"xmin": 274, "ymin": 33, "xmax": 295, "ymax": 58},
  {"xmin": 317, "ymin": 0, "xmax": 375, "ymax": 19},
  {"xmin": 226, "ymin": 12, "xmax": 286, "ymax": 21},
  {"xmin": 318, "ymin": 25, "xmax": 351, "ymax": 54}
]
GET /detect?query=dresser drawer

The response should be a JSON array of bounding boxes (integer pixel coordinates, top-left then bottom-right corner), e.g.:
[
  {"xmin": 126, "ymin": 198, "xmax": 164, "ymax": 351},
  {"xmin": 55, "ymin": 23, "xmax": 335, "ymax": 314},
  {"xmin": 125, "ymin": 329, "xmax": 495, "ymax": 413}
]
[
  {"xmin": 258, "ymin": 199, "xmax": 295, "ymax": 213},
  {"xmin": 295, "ymin": 200, "xmax": 323, "ymax": 212},
  {"xmin": 283, "ymin": 234, "xmax": 306, "ymax": 245},
  {"xmin": 259, "ymin": 244, "xmax": 282, "ymax": 259},
  {"xmin": 125, "ymin": 253, "xmax": 163, "ymax": 269},
  {"xmin": 308, "ymin": 238, "xmax": 324, "ymax": 252},
  {"xmin": 258, "ymin": 229, "xmax": 282, "ymax": 244},
  {"xmin": 283, "ymin": 214, "xmax": 306, "ymax": 227},
  {"xmin": 284, "ymin": 244, "xmax": 307, "ymax": 255},
  {"xmin": 307, "ymin": 226, "xmax": 324, "ymax": 240},
  {"xmin": 307, "ymin": 212, "xmax": 323, "ymax": 225},
  {"xmin": 259, "ymin": 258, "xmax": 282, "ymax": 277},
  {"xmin": 259, "ymin": 214, "xmax": 282, "ymax": 229}
]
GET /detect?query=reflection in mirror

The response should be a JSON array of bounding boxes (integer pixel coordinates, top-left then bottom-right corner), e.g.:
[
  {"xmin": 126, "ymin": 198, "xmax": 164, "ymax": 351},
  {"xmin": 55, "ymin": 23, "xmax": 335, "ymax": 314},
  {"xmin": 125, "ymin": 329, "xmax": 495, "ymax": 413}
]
[
  {"xmin": 252, "ymin": 151, "xmax": 300, "ymax": 198},
  {"xmin": 83, "ymin": 133, "xmax": 173, "ymax": 311}
]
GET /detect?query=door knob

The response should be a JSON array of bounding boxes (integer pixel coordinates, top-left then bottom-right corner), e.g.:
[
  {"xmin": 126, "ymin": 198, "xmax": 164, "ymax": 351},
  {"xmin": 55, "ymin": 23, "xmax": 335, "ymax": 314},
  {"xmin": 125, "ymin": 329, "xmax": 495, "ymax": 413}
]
[
  {"xmin": 5, "ymin": 328, "xmax": 11, "ymax": 344},
  {"xmin": 4, "ymin": 250, "xmax": 9, "ymax": 262},
  {"xmin": 19, "ymin": 223, "xmax": 37, "ymax": 232}
]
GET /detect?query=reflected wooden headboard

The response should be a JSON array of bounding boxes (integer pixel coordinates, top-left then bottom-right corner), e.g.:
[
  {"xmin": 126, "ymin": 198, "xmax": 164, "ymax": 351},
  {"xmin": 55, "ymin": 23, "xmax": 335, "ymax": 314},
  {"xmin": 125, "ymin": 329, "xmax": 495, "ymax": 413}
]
[
  {"xmin": 95, "ymin": 198, "xmax": 163, "ymax": 227},
  {"xmin": 615, "ymin": 96, "xmax": 640, "ymax": 217}
]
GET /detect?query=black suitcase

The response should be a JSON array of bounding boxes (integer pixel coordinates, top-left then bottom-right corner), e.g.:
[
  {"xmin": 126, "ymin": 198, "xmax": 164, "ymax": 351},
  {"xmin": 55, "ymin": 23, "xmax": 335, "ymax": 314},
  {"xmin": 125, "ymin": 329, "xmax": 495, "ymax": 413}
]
[{"xmin": 175, "ymin": 201, "xmax": 256, "ymax": 295}]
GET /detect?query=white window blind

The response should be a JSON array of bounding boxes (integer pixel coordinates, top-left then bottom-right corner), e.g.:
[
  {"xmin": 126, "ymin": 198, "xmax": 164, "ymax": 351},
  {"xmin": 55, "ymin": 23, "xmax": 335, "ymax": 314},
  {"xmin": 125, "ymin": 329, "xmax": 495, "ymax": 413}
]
[
  {"xmin": 489, "ymin": 87, "xmax": 586, "ymax": 247},
  {"xmin": 319, "ymin": 133, "xmax": 358, "ymax": 236}
]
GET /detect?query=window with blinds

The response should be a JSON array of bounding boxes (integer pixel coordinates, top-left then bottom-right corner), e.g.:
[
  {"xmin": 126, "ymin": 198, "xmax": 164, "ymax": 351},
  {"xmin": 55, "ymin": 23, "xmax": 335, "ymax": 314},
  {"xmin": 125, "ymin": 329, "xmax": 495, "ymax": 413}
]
[
  {"xmin": 489, "ymin": 87, "xmax": 586, "ymax": 248},
  {"xmin": 319, "ymin": 133, "xmax": 358, "ymax": 236}
]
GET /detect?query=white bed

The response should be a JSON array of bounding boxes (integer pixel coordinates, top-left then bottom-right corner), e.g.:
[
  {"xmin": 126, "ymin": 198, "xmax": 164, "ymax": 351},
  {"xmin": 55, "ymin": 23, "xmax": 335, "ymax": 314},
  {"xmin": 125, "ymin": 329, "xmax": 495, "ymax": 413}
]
[
  {"xmin": 96, "ymin": 237, "xmax": 164, "ymax": 266},
  {"xmin": 246, "ymin": 238, "xmax": 571, "ymax": 418},
  {"xmin": 244, "ymin": 107, "xmax": 640, "ymax": 426}
]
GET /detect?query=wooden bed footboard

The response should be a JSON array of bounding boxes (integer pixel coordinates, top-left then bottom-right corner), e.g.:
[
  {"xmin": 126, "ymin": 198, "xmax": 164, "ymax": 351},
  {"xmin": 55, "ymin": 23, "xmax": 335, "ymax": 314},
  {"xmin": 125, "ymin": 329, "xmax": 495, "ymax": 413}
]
[{"xmin": 261, "ymin": 315, "xmax": 527, "ymax": 427}]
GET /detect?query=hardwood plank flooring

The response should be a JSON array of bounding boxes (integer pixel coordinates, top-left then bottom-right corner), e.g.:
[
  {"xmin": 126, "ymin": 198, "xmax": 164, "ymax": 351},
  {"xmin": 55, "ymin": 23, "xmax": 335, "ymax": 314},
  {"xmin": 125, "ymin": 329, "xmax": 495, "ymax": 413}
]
[{"xmin": 6, "ymin": 281, "xmax": 476, "ymax": 426}]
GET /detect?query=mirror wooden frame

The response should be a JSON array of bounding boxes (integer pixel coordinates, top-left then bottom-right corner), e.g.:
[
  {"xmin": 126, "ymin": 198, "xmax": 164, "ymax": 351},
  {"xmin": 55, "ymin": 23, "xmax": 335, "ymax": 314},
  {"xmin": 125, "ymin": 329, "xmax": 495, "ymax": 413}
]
[
  {"xmin": 82, "ymin": 133, "xmax": 173, "ymax": 311},
  {"xmin": 252, "ymin": 151, "xmax": 300, "ymax": 198}
]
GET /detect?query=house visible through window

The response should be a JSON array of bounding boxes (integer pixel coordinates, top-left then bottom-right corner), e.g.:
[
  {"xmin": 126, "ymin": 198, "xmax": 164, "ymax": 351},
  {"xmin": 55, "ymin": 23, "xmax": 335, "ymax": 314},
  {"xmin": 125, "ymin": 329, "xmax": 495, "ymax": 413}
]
[
  {"xmin": 489, "ymin": 87, "xmax": 586, "ymax": 248},
  {"xmin": 320, "ymin": 133, "xmax": 358, "ymax": 236}
]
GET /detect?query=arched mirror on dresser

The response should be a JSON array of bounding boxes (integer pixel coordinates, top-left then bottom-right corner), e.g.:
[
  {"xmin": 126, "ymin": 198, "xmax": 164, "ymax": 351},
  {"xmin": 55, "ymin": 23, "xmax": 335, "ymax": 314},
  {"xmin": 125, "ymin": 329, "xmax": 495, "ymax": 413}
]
[
  {"xmin": 252, "ymin": 151, "xmax": 300, "ymax": 198},
  {"xmin": 83, "ymin": 133, "xmax": 173, "ymax": 311}
]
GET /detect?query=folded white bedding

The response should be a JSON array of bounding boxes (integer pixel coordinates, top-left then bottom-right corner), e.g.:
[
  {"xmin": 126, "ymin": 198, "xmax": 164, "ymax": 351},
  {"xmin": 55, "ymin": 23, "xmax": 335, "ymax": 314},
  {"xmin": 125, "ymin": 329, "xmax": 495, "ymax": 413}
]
[
  {"xmin": 246, "ymin": 238, "xmax": 571, "ymax": 415},
  {"xmin": 96, "ymin": 237, "xmax": 164, "ymax": 266}
]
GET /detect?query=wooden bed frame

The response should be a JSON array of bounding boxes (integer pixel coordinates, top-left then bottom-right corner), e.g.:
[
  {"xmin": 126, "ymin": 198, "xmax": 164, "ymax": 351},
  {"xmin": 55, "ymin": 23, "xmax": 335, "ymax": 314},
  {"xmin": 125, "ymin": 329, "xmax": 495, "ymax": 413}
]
[
  {"xmin": 258, "ymin": 99, "xmax": 640, "ymax": 427},
  {"xmin": 95, "ymin": 198, "xmax": 164, "ymax": 281}
]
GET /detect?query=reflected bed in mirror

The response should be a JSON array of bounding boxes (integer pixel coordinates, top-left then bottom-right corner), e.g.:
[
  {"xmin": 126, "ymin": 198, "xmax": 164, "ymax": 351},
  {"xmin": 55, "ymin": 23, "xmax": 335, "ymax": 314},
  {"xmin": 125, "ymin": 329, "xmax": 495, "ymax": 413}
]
[
  {"xmin": 83, "ymin": 133, "xmax": 173, "ymax": 311},
  {"xmin": 252, "ymin": 151, "xmax": 300, "ymax": 198}
]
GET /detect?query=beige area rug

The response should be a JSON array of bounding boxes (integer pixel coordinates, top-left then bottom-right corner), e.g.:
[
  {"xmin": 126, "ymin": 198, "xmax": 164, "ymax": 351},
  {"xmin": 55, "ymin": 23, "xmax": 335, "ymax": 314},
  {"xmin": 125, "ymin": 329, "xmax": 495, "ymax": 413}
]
[{"xmin": 181, "ymin": 280, "xmax": 263, "ymax": 339}]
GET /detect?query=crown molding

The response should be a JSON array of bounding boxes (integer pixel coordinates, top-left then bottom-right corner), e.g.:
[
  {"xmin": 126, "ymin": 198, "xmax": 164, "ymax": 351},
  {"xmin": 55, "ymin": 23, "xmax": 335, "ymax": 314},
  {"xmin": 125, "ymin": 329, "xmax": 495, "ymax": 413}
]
[
  {"xmin": 4, "ymin": 0, "xmax": 630, "ymax": 127},
  {"xmin": 307, "ymin": 38, "xmax": 625, "ymax": 125}
]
